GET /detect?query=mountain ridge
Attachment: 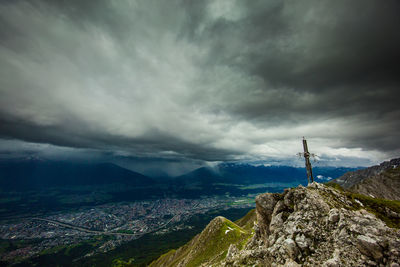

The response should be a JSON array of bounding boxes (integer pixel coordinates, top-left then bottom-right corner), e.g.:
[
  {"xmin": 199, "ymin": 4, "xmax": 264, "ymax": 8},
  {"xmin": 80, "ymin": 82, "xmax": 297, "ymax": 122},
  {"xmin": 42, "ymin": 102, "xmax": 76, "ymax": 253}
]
[
  {"xmin": 149, "ymin": 158, "xmax": 400, "ymax": 266},
  {"xmin": 149, "ymin": 211, "xmax": 256, "ymax": 267},
  {"xmin": 150, "ymin": 182, "xmax": 400, "ymax": 266},
  {"xmin": 332, "ymin": 158, "xmax": 400, "ymax": 200},
  {"xmin": 333, "ymin": 158, "xmax": 400, "ymax": 189}
]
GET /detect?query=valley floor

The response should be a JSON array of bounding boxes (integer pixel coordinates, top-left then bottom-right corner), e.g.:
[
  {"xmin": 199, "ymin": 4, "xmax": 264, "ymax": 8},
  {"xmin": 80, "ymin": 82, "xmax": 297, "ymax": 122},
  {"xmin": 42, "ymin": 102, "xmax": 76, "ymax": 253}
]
[{"xmin": 0, "ymin": 196, "xmax": 254, "ymax": 266}]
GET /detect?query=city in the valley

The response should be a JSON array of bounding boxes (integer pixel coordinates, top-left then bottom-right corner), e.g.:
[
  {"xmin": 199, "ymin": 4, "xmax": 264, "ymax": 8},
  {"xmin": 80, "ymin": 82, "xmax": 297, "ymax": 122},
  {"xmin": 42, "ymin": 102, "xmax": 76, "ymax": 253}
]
[{"xmin": 0, "ymin": 196, "xmax": 254, "ymax": 263}]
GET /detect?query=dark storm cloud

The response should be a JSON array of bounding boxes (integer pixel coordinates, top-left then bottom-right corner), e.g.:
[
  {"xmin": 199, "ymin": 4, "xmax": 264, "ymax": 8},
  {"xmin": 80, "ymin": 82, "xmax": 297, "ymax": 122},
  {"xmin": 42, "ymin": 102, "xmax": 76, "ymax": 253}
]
[
  {"xmin": 178, "ymin": 0, "xmax": 400, "ymax": 152},
  {"xmin": 0, "ymin": 0, "xmax": 399, "ymax": 168},
  {"xmin": 184, "ymin": 0, "xmax": 400, "ymax": 117},
  {"xmin": 0, "ymin": 114, "xmax": 239, "ymax": 161}
]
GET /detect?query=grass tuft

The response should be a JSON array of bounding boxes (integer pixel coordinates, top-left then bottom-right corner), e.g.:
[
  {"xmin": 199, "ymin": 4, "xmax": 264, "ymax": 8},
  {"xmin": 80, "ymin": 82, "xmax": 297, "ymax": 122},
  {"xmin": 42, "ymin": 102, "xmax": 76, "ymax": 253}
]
[
  {"xmin": 345, "ymin": 192, "xmax": 400, "ymax": 229},
  {"xmin": 325, "ymin": 182, "xmax": 345, "ymax": 192}
]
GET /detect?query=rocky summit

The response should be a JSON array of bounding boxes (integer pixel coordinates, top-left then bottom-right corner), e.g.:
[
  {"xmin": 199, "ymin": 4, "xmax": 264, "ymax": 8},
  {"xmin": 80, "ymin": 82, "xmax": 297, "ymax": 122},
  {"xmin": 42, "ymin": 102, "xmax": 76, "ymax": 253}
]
[{"xmin": 150, "ymin": 182, "xmax": 400, "ymax": 266}]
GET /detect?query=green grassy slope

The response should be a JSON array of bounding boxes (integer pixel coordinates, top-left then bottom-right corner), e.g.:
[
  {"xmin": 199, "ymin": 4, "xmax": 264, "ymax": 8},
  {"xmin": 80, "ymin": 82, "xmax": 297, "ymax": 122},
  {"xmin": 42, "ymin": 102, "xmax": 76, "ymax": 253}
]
[
  {"xmin": 234, "ymin": 209, "xmax": 256, "ymax": 231},
  {"xmin": 149, "ymin": 215, "xmax": 255, "ymax": 267}
]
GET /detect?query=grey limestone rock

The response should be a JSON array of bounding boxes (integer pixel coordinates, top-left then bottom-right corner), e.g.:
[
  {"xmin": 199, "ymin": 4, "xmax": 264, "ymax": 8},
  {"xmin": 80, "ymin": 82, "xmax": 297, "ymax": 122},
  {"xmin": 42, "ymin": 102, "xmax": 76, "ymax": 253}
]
[
  {"xmin": 356, "ymin": 235, "xmax": 383, "ymax": 261},
  {"xmin": 328, "ymin": 208, "xmax": 340, "ymax": 224},
  {"xmin": 225, "ymin": 244, "xmax": 239, "ymax": 263},
  {"xmin": 219, "ymin": 183, "xmax": 400, "ymax": 266}
]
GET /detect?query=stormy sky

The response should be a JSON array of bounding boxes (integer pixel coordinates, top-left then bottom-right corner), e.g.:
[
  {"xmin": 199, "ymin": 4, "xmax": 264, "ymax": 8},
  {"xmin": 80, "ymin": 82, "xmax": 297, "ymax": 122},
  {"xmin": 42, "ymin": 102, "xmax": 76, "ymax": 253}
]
[{"xmin": 0, "ymin": 0, "xmax": 399, "ymax": 175}]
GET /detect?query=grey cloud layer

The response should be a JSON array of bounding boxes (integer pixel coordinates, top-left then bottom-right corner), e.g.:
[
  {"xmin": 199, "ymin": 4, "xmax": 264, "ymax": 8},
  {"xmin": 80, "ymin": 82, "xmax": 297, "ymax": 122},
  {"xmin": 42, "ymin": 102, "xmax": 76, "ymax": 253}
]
[{"xmin": 0, "ymin": 0, "xmax": 399, "ymax": 163}]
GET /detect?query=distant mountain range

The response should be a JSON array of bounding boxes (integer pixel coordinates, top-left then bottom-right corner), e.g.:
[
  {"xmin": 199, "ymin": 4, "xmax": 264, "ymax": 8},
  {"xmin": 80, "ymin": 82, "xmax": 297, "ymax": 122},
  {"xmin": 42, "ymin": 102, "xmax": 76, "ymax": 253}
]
[
  {"xmin": 0, "ymin": 159, "xmax": 360, "ymax": 192},
  {"xmin": 332, "ymin": 158, "xmax": 400, "ymax": 200},
  {"xmin": 172, "ymin": 163, "xmax": 359, "ymax": 186},
  {"xmin": 0, "ymin": 160, "xmax": 155, "ymax": 191}
]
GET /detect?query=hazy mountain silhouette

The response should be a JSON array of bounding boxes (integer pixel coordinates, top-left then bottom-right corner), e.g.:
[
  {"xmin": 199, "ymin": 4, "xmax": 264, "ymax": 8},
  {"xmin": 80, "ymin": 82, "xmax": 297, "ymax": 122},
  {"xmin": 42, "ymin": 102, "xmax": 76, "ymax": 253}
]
[
  {"xmin": 0, "ymin": 159, "xmax": 155, "ymax": 191},
  {"xmin": 172, "ymin": 163, "xmax": 359, "ymax": 186}
]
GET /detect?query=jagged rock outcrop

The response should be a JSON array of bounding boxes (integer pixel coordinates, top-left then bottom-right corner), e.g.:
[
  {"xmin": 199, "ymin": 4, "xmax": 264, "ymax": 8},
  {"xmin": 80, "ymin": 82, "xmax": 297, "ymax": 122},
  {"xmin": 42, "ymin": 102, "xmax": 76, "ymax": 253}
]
[
  {"xmin": 150, "ymin": 183, "xmax": 400, "ymax": 266},
  {"xmin": 221, "ymin": 183, "xmax": 400, "ymax": 266},
  {"xmin": 333, "ymin": 158, "xmax": 400, "ymax": 200}
]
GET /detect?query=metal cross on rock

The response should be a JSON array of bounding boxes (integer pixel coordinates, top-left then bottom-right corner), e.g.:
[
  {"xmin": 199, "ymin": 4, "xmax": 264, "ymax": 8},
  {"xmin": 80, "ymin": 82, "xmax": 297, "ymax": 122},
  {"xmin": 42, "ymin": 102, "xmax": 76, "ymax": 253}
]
[{"xmin": 298, "ymin": 137, "xmax": 315, "ymax": 184}]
